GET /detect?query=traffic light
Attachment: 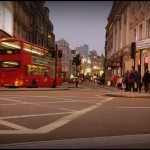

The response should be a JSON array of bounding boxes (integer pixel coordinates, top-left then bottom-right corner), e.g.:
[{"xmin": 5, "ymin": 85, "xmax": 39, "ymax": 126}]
[
  {"xmin": 76, "ymin": 54, "xmax": 81, "ymax": 65},
  {"xmin": 49, "ymin": 46, "xmax": 55, "ymax": 58},
  {"xmin": 49, "ymin": 45, "xmax": 54, "ymax": 50},
  {"xmin": 51, "ymin": 50, "xmax": 55, "ymax": 58},
  {"xmin": 78, "ymin": 59, "xmax": 81, "ymax": 65},
  {"xmin": 131, "ymin": 42, "xmax": 136, "ymax": 59},
  {"xmin": 58, "ymin": 50, "xmax": 63, "ymax": 58},
  {"xmin": 72, "ymin": 57, "xmax": 76, "ymax": 65},
  {"xmin": 120, "ymin": 56, "xmax": 123, "ymax": 67}
]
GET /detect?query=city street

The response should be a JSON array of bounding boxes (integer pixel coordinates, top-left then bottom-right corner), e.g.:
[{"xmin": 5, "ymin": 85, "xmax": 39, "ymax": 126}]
[{"xmin": 0, "ymin": 82, "xmax": 150, "ymax": 148}]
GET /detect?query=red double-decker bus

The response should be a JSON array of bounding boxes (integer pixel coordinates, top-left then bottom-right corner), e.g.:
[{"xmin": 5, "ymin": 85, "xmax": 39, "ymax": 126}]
[{"xmin": 0, "ymin": 38, "xmax": 62, "ymax": 88}]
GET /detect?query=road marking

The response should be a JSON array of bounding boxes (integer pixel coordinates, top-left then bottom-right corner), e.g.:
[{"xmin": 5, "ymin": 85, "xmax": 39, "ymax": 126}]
[
  {"xmin": 0, "ymin": 95, "xmax": 106, "ymax": 99},
  {"xmin": 0, "ymin": 112, "xmax": 71, "ymax": 120},
  {"xmin": 0, "ymin": 120, "xmax": 33, "ymax": 132},
  {"xmin": 0, "ymin": 97, "xmax": 26, "ymax": 104},
  {"xmin": 0, "ymin": 97, "xmax": 114, "ymax": 134},
  {"xmin": 33, "ymin": 97, "xmax": 114, "ymax": 134},
  {"xmin": 118, "ymin": 107, "xmax": 150, "ymax": 109}
]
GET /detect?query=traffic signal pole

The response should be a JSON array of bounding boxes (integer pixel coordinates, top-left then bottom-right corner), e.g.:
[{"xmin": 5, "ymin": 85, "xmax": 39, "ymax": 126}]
[
  {"xmin": 72, "ymin": 54, "xmax": 81, "ymax": 88},
  {"xmin": 52, "ymin": 44, "xmax": 57, "ymax": 88},
  {"xmin": 76, "ymin": 59, "xmax": 78, "ymax": 88}
]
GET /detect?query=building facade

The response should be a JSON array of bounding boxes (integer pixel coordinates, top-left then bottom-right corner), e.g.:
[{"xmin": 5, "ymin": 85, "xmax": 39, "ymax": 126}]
[
  {"xmin": 0, "ymin": 1, "xmax": 13, "ymax": 38},
  {"xmin": 105, "ymin": 1, "xmax": 150, "ymax": 84},
  {"xmin": 56, "ymin": 38, "xmax": 71, "ymax": 81},
  {"xmin": 13, "ymin": 1, "xmax": 55, "ymax": 48},
  {"xmin": 0, "ymin": 1, "xmax": 55, "ymax": 48},
  {"xmin": 75, "ymin": 44, "xmax": 89, "ymax": 58}
]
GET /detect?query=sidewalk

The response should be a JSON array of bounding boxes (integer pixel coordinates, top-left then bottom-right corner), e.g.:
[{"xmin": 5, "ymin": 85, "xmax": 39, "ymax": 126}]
[{"xmin": 98, "ymin": 84, "xmax": 150, "ymax": 98}]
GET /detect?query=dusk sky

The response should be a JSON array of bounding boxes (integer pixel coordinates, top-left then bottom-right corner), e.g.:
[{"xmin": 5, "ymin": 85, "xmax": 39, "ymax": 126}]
[{"xmin": 45, "ymin": 1, "xmax": 113, "ymax": 55}]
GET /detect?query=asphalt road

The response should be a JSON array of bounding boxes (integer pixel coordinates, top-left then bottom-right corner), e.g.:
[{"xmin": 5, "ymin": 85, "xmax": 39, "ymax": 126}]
[{"xmin": 0, "ymin": 84, "xmax": 150, "ymax": 149}]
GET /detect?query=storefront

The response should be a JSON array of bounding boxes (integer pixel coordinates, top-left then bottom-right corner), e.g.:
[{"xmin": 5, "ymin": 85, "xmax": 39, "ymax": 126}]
[{"xmin": 136, "ymin": 39, "xmax": 150, "ymax": 76}]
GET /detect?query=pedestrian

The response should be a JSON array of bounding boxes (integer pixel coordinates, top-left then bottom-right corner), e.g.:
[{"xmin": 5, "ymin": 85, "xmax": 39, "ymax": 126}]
[
  {"xmin": 123, "ymin": 70, "xmax": 129, "ymax": 91},
  {"xmin": 128, "ymin": 70, "xmax": 135, "ymax": 92},
  {"xmin": 117, "ymin": 76, "xmax": 122, "ymax": 90},
  {"xmin": 113, "ymin": 75, "xmax": 118, "ymax": 87},
  {"xmin": 142, "ymin": 70, "xmax": 150, "ymax": 93},
  {"xmin": 117, "ymin": 76, "xmax": 120, "ymax": 90},
  {"xmin": 134, "ymin": 70, "xmax": 141, "ymax": 92}
]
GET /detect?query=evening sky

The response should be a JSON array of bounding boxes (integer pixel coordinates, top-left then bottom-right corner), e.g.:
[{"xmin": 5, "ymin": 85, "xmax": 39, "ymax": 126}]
[{"xmin": 45, "ymin": 1, "xmax": 113, "ymax": 55}]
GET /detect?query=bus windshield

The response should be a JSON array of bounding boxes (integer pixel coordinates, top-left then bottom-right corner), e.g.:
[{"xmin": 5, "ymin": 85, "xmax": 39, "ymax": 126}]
[
  {"xmin": 0, "ymin": 60, "xmax": 20, "ymax": 68},
  {"xmin": 0, "ymin": 41, "xmax": 21, "ymax": 55}
]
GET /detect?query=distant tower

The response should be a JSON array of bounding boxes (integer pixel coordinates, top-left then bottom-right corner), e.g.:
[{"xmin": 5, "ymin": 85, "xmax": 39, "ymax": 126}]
[{"xmin": 75, "ymin": 44, "xmax": 89, "ymax": 57}]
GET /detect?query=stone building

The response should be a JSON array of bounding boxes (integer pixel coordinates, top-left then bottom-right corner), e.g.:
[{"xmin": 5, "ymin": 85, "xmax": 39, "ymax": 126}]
[
  {"xmin": 56, "ymin": 38, "xmax": 71, "ymax": 81},
  {"xmin": 105, "ymin": 1, "xmax": 150, "ymax": 84},
  {"xmin": 0, "ymin": 1, "xmax": 55, "ymax": 48},
  {"xmin": 75, "ymin": 44, "xmax": 89, "ymax": 58},
  {"xmin": 13, "ymin": 1, "xmax": 55, "ymax": 48},
  {"xmin": 0, "ymin": 1, "xmax": 13, "ymax": 38}
]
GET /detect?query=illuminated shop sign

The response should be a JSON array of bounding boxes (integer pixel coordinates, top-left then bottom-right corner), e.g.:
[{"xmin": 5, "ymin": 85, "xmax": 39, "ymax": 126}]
[
  {"xmin": 136, "ymin": 39, "xmax": 150, "ymax": 50},
  {"xmin": 32, "ymin": 56, "xmax": 58, "ymax": 67},
  {"xmin": 32, "ymin": 56, "xmax": 53, "ymax": 66}
]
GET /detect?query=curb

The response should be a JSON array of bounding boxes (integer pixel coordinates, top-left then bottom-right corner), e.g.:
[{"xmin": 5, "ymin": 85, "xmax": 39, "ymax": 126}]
[
  {"xmin": 104, "ymin": 93, "xmax": 150, "ymax": 98},
  {"xmin": 0, "ymin": 88, "xmax": 70, "ymax": 91}
]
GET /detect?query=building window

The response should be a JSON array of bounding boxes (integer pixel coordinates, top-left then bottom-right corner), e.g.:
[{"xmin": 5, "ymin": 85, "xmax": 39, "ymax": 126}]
[
  {"xmin": 139, "ymin": 24, "xmax": 143, "ymax": 40},
  {"xmin": 146, "ymin": 19, "xmax": 150, "ymax": 37},
  {"xmin": 133, "ymin": 28, "xmax": 137, "ymax": 41}
]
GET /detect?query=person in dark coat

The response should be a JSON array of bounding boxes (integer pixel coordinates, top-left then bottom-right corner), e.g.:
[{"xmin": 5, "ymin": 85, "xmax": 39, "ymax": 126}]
[
  {"xmin": 134, "ymin": 70, "xmax": 141, "ymax": 93},
  {"xmin": 128, "ymin": 70, "xmax": 135, "ymax": 92},
  {"xmin": 142, "ymin": 70, "xmax": 150, "ymax": 93}
]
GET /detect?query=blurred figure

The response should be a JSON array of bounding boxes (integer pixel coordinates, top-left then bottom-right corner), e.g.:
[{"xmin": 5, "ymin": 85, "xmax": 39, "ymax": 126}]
[
  {"xmin": 123, "ymin": 70, "xmax": 129, "ymax": 91},
  {"xmin": 142, "ymin": 70, "xmax": 150, "ymax": 93},
  {"xmin": 134, "ymin": 70, "xmax": 141, "ymax": 93},
  {"xmin": 128, "ymin": 70, "xmax": 134, "ymax": 92},
  {"xmin": 117, "ymin": 76, "xmax": 122, "ymax": 90},
  {"xmin": 113, "ymin": 75, "xmax": 118, "ymax": 87}
]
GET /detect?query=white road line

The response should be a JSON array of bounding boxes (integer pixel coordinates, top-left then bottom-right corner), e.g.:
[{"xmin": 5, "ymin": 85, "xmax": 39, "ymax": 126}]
[
  {"xmin": 0, "ymin": 95, "xmax": 107, "ymax": 99},
  {"xmin": 0, "ymin": 103, "xmax": 21, "ymax": 106},
  {"xmin": 33, "ymin": 97, "xmax": 114, "ymax": 134},
  {"xmin": 0, "ymin": 120, "xmax": 33, "ymax": 132},
  {"xmin": 0, "ymin": 97, "xmax": 25, "ymax": 104},
  {"xmin": 0, "ymin": 112, "xmax": 71, "ymax": 120},
  {"xmin": 118, "ymin": 107, "xmax": 150, "ymax": 109},
  {"xmin": 0, "ymin": 97, "xmax": 114, "ymax": 134}
]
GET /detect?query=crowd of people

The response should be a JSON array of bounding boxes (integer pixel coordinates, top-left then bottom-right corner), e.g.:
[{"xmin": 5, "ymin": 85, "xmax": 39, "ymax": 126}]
[{"xmin": 112, "ymin": 70, "xmax": 150, "ymax": 93}]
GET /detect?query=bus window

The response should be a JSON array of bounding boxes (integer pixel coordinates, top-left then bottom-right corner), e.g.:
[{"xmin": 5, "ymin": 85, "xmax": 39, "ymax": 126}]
[
  {"xmin": 0, "ymin": 41, "xmax": 21, "ymax": 49},
  {"xmin": 0, "ymin": 61, "xmax": 20, "ymax": 68},
  {"xmin": 44, "ymin": 69, "xmax": 49, "ymax": 76},
  {"xmin": 24, "ymin": 43, "xmax": 45, "ymax": 56},
  {"xmin": 0, "ymin": 49, "xmax": 20, "ymax": 55},
  {"xmin": 27, "ymin": 65, "xmax": 32, "ymax": 75},
  {"xmin": 26, "ymin": 65, "xmax": 49, "ymax": 76}
]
